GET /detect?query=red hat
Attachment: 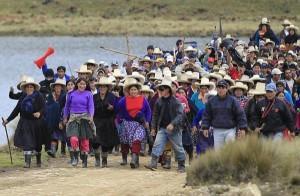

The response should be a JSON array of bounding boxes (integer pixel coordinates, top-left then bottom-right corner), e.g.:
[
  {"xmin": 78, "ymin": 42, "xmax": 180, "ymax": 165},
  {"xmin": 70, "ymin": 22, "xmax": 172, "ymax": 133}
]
[{"xmin": 208, "ymin": 57, "xmax": 215, "ymax": 63}]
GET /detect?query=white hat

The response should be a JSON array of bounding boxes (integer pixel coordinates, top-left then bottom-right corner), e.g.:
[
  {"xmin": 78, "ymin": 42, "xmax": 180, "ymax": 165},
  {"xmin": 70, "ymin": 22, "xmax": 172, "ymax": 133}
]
[
  {"xmin": 20, "ymin": 77, "xmax": 40, "ymax": 91},
  {"xmin": 166, "ymin": 55, "xmax": 174, "ymax": 63},
  {"xmin": 139, "ymin": 56, "xmax": 153, "ymax": 63},
  {"xmin": 76, "ymin": 64, "xmax": 92, "ymax": 74},
  {"xmin": 250, "ymin": 75, "xmax": 266, "ymax": 82},
  {"xmin": 177, "ymin": 73, "xmax": 191, "ymax": 84},
  {"xmin": 150, "ymin": 71, "xmax": 163, "ymax": 81},
  {"xmin": 124, "ymin": 77, "xmax": 142, "ymax": 90},
  {"xmin": 85, "ymin": 59, "xmax": 98, "ymax": 66},
  {"xmin": 98, "ymin": 61, "xmax": 106, "ymax": 65},
  {"xmin": 126, "ymin": 71, "xmax": 145, "ymax": 84},
  {"xmin": 141, "ymin": 85, "xmax": 154, "ymax": 94},
  {"xmin": 153, "ymin": 48, "xmax": 163, "ymax": 55},
  {"xmin": 265, "ymin": 39, "xmax": 275, "ymax": 46},
  {"xmin": 248, "ymin": 46, "xmax": 259, "ymax": 53},
  {"xmin": 146, "ymin": 70, "xmax": 156, "ymax": 78},
  {"xmin": 287, "ymin": 24, "xmax": 299, "ymax": 31},
  {"xmin": 261, "ymin": 17, "xmax": 270, "ymax": 25},
  {"xmin": 271, "ymin": 68, "xmax": 282, "ymax": 75},
  {"xmin": 236, "ymin": 75, "xmax": 254, "ymax": 87},
  {"xmin": 50, "ymin": 78, "xmax": 66, "ymax": 90},
  {"xmin": 163, "ymin": 67, "xmax": 172, "ymax": 77},
  {"xmin": 96, "ymin": 77, "xmax": 113, "ymax": 86},
  {"xmin": 282, "ymin": 19, "xmax": 292, "ymax": 26},
  {"xmin": 17, "ymin": 75, "xmax": 29, "ymax": 90},
  {"xmin": 184, "ymin": 46, "xmax": 197, "ymax": 52},
  {"xmin": 112, "ymin": 69, "xmax": 125, "ymax": 78},
  {"xmin": 186, "ymin": 71, "xmax": 200, "ymax": 81},
  {"xmin": 207, "ymin": 72, "xmax": 222, "ymax": 81},
  {"xmin": 221, "ymin": 64, "xmax": 229, "ymax": 70},
  {"xmin": 249, "ymin": 82, "xmax": 266, "ymax": 95},
  {"xmin": 230, "ymin": 82, "xmax": 248, "ymax": 91},
  {"xmin": 223, "ymin": 75, "xmax": 235, "ymax": 86},
  {"xmin": 216, "ymin": 69, "xmax": 226, "ymax": 77},
  {"xmin": 196, "ymin": 77, "xmax": 215, "ymax": 89},
  {"xmin": 287, "ymin": 50, "xmax": 297, "ymax": 57},
  {"xmin": 156, "ymin": 77, "xmax": 173, "ymax": 90}
]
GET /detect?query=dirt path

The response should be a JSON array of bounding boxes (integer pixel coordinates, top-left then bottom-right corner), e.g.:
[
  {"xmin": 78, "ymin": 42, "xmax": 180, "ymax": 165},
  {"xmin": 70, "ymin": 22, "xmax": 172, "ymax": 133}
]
[{"xmin": 0, "ymin": 155, "xmax": 187, "ymax": 196}]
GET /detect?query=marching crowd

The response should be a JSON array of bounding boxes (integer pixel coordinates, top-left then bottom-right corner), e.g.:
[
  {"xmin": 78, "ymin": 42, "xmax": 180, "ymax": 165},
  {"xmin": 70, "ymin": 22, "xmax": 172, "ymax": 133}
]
[{"xmin": 2, "ymin": 17, "xmax": 300, "ymax": 172}]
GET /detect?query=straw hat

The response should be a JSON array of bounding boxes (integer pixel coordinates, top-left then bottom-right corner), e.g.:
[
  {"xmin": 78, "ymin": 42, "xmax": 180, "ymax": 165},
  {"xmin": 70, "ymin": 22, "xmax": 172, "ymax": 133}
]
[
  {"xmin": 85, "ymin": 59, "xmax": 98, "ymax": 66},
  {"xmin": 216, "ymin": 69, "xmax": 226, "ymax": 77},
  {"xmin": 207, "ymin": 72, "xmax": 222, "ymax": 81},
  {"xmin": 146, "ymin": 70, "xmax": 156, "ymax": 78},
  {"xmin": 50, "ymin": 78, "xmax": 66, "ymax": 90},
  {"xmin": 223, "ymin": 75, "xmax": 235, "ymax": 86},
  {"xmin": 184, "ymin": 46, "xmax": 197, "ymax": 52},
  {"xmin": 261, "ymin": 17, "xmax": 270, "ymax": 25},
  {"xmin": 20, "ymin": 77, "xmax": 40, "ymax": 91},
  {"xmin": 177, "ymin": 73, "xmax": 191, "ymax": 84},
  {"xmin": 249, "ymin": 82, "xmax": 266, "ymax": 95},
  {"xmin": 248, "ymin": 46, "xmax": 259, "ymax": 54},
  {"xmin": 282, "ymin": 19, "xmax": 292, "ymax": 26},
  {"xmin": 141, "ymin": 85, "xmax": 154, "ymax": 94},
  {"xmin": 230, "ymin": 82, "xmax": 248, "ymax": 91},
  {"xmin": 236, "ymin": 75, "xmax": 254, "ymax": 87},
  {"xmin": 139, "ymin": 56, "xmax": 153, "ymax": 63},
  {"xmin": 196, "ymin": 77, "xmax": 215, "ymax": 90},
  {"xmin": 162, "ymin": 67, "xmax": 172, "ymax": 77},
  {"xmin": 126, "ymin": 72, "xmax": 145, "ymax": 84},
  {"xmin": 149, "ymin": 71, "xmax": 163, "ymax": 81},
  {"xmin": 250, "ymin": 75, "xmax": 266, "ymax": 83},
  {"xmin": 287, "ymin": 24, "xmax": 299, "ymax": 31},
  {"xmin": 76, "ymin": 64, "xmax": 92, "ymax": 74},
  {"xmin": 124, "ymin": 77, "xmax": 142, "ymax": 90},
  {"xmin": 264, "ymin": 39, "xmax": 275, "ymax": 46},
  {"xmin": 17, "ymin": 75, "xmax": 29, "ymax": 90},
  {"xmin": 153, "ymin": 48, "xmax": 163, "ymax": 55},
  {"xmin": 112, "ymin": 69, "xmax": 125, "ymax": 78},
  {"xmin": 156, "ymin": 77, "xmax": 172, "ymax": 90},
  {"xmin": 96, "ymin": 77, "xmax": 113, "ymax": 86}
]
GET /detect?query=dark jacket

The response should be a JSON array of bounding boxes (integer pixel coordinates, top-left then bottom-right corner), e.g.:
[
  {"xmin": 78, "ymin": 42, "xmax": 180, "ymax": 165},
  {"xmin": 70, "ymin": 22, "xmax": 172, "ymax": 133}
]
[
  {"xmin": 9, "ymin": 91, "xmax": 24, "ymax": 100},
  {"xmin": 253, "ymin": 98, "xmax": 294, "ymax": 134},
  {"xmin": 39, "ymin": 79, "xmax": 55, "ymax": 98},
  {"xmin": 151, "ymin": 95, "xmax": 184, "ymax": 132},
  {"xmin": 244, "ymin": 98, "xmax": 258, "ymax": 130},
  {"xmin": 201, "ymin": 94, "xmax": 247, "ymax": 130}
]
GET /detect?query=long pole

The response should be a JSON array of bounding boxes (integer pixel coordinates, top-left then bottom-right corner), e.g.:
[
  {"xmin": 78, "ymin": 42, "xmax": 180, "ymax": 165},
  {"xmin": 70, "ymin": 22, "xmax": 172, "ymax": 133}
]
[
  {"xmin": 99, "ymin": 46, "xmax": 140, "ymax": 59},
  {"xmin": 1, "ymin": 117, "xmax": 13, "ymax": 165}
]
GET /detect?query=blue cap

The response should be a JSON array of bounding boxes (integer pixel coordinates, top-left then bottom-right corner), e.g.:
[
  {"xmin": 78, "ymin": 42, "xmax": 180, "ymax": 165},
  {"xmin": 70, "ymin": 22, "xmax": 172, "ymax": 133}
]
[
  {"xmin": 217, "ymin": 79, "xmax": 228, "ymax": 87},
  {"xmin": 265, "ymin": 83, "xmax": 277, "ymax": 92}
]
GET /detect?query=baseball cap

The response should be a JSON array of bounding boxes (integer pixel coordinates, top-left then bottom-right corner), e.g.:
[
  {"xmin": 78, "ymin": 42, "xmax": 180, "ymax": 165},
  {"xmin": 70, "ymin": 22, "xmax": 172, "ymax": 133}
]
[
  {"xmin": 265, "ymin": 83, "xmax": 277, "ymax": 92},
  {"xmin": 217, "ymin": 79, "xmax": 228, "ymax": 87},
  {"xmin": 271, "ymin": 68, "xmax": 282, "ymax": 75}
]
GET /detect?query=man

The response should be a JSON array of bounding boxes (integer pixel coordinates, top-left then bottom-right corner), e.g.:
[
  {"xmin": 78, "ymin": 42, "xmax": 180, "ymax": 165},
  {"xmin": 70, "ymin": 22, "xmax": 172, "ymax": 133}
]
[
  {"xmin": 39, "ymin": 69, "xmax": 55, "ymax": 98},
  {"xmin": 42, "ymin": 65, "xmax": 71, "ymax": 82},
  {"xmin": 201, "ymin": 80, "xmax": 247, "ymax": 149},
  {"xmin": 267, "ymin": 68, "xmax": 282, "ymax": 84},
  {"xmin": 145, "ymin": 78, "xmax": 186, "ymax": 172},
  {"xmin": 146, "ymin": 45, "xmax": 155, "ymax": 60},
  {"xmin": 253, "ymin": 83, "xmax": 294, "ymax": 140}
]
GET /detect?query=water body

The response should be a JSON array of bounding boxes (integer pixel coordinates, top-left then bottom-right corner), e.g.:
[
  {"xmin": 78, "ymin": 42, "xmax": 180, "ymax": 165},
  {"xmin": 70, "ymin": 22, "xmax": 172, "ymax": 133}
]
[{"xmin": 0, "ymin": 36, "xmax": 248, "ymax": 145}]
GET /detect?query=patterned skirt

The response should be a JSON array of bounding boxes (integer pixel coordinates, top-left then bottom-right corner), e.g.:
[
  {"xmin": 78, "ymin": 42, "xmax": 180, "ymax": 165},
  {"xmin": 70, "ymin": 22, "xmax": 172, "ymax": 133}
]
[{"xmin": 119, "ymin": 120, "xmax": 145, "ymax": 146}]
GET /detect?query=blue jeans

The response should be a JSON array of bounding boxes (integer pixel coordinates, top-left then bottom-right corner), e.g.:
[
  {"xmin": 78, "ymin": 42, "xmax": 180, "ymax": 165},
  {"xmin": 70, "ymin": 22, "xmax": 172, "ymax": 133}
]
[
  {"xmin": 213, "ymin": 127, "xmax": 236, "ymax": 150},
  {"xmin": 151, "ymin": 128, "xmax": 186, "ymax": 161}
]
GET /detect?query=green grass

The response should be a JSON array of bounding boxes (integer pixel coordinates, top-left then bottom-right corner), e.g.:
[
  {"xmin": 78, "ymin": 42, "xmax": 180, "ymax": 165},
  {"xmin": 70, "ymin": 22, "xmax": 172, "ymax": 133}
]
[
  {"xmin": 0, "ymin": 0, "xmax": 299, "ymax": 36},
  {"xmin": 0, "ymin": 146, "xmax": 24, "ymax": 168},
  {"xmin": 186, "ymin": 136, "xmax": 300, "ymax": 194}
]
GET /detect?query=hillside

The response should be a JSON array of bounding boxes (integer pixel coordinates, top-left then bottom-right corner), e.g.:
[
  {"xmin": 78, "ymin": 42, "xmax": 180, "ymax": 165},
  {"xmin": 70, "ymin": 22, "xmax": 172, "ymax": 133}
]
[{"xmin": 0, "ymin": 0, "xmax": 299, "ymax": 36}]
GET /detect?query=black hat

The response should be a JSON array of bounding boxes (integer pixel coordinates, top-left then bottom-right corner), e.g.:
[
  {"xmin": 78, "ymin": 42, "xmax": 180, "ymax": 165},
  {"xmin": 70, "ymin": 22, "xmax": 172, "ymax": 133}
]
[
  {"xmin": 147, "ymin": 45, "xmax": 154, "ymax": 50},
  {"xmin": 44, "ymin": 69, "xmax": 54, "ymax": 78}
]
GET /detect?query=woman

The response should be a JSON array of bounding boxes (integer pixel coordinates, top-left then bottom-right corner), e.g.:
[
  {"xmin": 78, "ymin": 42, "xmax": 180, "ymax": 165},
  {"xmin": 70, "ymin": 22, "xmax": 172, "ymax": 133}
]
[
  {"xmin": 3, "ymin": 77, "xmax": 45, "ymax": 168},
  {"xmin": 45, "ymin": 79, "xmax": 66, "ymax": 158},
  {"xmin": 285, "ymin": 25, "xmax": 299, "ymax": 46},
  {"xmin": 117, "ymin": 78, "xmax": 151, "ymax": 169},
  {"xmin": 230, "ymin": 82, "xmax": 249, "ymax": 109},
  {"xmin": 92, "ymin": 77, "xmax": 119, "ymax": 167},
  {"xmin": 63, "ymin": 78, "xmax": 95, "ymax": 168},
  {"xmin": 191, "ymin": 78, "xmax": 214, "ymax": 111}
]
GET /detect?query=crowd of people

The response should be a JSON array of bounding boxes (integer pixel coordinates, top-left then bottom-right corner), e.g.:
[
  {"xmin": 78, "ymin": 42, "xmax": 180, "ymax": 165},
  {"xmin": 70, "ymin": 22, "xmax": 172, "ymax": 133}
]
[{"xmin": 2, "ymin": 17, "xmax": 300, "ymax": 172}]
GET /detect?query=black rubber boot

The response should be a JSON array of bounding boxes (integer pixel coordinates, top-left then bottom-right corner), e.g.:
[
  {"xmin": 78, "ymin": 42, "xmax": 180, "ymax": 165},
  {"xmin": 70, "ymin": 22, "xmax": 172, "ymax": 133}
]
[
  {"xmin": 162, "ymin": 155, "xmax": 171, "ymax": 169},
  {"xmin": 145, "ymin": 155, "xmax": 158, "ymax": 171},
  {"xmin": 120, "ymin": 153, "xmax": 127, "ymax": 166},
  {"xmin": 101, "ymin": 152, "xmax": 108, "ymax": 168},
  {"xmin": 188, "ymin": 151, "xmax": 193, "ymax": 165},
  {"xmin": 130, "ymin": 153, "xmax": 139, "ymax": 169},
  {"xmin": 71, "ymin": 151, "xmax": 79, "ymax": 167},
  {"xmin": 24, "ymin": 154, "xmax": 31, "ymax": 168},
  {"xmin": 177, "ymin": 160, "xmax": 185, "ymax": 173},
  {"xmin": 95, "ymin": 152, "xmax": 101, "ymax": 167},
  {"xmin": 69, "ymin": 151, "xmax": 74, "ymax": 165},
  {"xmin": 82, "ymin": 153, "xmax": 88, "ymax": 168},
  {"xmin": 36, "ymin": 152, "xmax": 42, "ymax": 167},
  {"xmin": 61, "ymin": 142, "xmax": 66, "ymax": 156}
]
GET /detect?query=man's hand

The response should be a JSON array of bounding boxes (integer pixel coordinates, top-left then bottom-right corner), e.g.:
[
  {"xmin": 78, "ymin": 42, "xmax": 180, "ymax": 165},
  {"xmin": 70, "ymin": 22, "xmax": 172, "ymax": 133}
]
[
  {"xmin": 2, "ymin": 119, "xmax": 8, "ymax": 126},
  {"xmin": 33, "ymin": 112, "xmax": 41, "ymax": 118},
  {"xmin": 192, "ymin": 126, "xmax": 197, "ymax": 135},
  {"xmin": 202, "ymin": 129, "xmax": 209, "ymax": 138},
  {"xmin": 254, "ymin": 127, "xmax": 261, "ymax": 134},
  {"xmin": 9, "ymin": 86, "xmax": 14, "ymax": 92},
  {"xmin": 107, "ymin": 104, "xmax": 114, "ymax": 110},
  {"xmin": 166, "ymin": 124, "xmax": 174, "ymax": 133},
  {"xmin": 150, "ymin": 129, "xmax": 156, "ymax": 136},
  {"xmin": 237, "ymin": 129, "xmax": 246, "ymax": 139}
]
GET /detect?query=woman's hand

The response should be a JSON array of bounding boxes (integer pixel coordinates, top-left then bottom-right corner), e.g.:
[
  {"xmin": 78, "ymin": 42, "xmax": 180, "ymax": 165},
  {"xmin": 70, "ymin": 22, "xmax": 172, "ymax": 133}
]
[
  {"xmin": 2, "ymin": 119, "xmax": 8, "ymax": 126},
  {"xmin": 33, "ymin": 112, "xmax": 41, "ymax": 118}
]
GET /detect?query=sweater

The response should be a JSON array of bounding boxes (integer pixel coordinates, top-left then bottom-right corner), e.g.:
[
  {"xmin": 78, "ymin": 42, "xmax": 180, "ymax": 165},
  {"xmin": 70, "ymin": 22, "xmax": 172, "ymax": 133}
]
[{"xmin": 63, "ymin": 90, "xmax": 94, "ymax": 118}]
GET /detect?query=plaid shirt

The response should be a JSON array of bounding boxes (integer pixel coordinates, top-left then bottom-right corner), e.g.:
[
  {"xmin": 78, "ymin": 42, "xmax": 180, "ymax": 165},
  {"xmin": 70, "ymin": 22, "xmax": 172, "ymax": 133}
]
[{"xmin": 235, "ymin": 96, "xmax": 249, "ymax": 109}]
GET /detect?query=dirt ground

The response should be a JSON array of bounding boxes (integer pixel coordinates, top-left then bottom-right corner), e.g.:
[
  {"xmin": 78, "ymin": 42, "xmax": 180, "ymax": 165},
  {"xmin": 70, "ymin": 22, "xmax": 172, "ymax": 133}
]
[{"xmin": 0, "ymin": 154, "xmax": 188, "ymax": 196}]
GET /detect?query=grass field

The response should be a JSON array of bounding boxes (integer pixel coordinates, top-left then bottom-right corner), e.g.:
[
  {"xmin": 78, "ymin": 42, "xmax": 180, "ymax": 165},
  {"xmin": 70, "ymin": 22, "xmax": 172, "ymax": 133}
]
[{"xmin": 0, "ymin": 0, "xmax": 299, "ymax": 36}]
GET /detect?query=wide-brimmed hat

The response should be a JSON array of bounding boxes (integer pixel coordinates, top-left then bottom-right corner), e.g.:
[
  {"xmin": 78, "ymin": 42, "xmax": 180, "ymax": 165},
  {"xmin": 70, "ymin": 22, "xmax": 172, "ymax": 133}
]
[
  {"xmin": 216, "ymin": 69, "xmax": 226, "ymax": 77},
  {"xmin": 124, "ymin": 77, "xmax": 142, "ymax": 90},
  {"xmin": 265, "ymin": 39, "xmax": 275, "ymax": 46},
  {"xmin": 149, "ymin": 71, "xmax": 163, "ymax": 81},
  {"xmin": 184, "ymin": 46, "xmax": 197, "ymax": 52},
  {"xmin": 287, "ymin": 24, "xmax": 299, "ymax": 31},
  {"xmin": 141, "ymin": 85, "xmax": 154, "ymax": 94},
  {"xmin": 156, "ymin": 77, "xmax": 172, "ymax": 90},
  {"xmin": 223, "ymin": 75, "xmax": 235, "ymax": 86},
  {"xmin": 139, "ymin": 56, "xmax": 153, "ymax": 64},
  {"xmin": 282, "ymin": 19, "xmax": 292, "ymax": 26},
  {"xmin": 126, "ymin": 72, "xmax": 145, "ymax": 84},
  {"xmin": 76, "ymin": 64, "xmax": 92, "ymax": 74},
  {"xmin": 112, "ymin": 69, "xmax": 125, "ymax": 78},
  {"xmin": 230, "ymin": 82, "xmax": 248, "ymax": 91},
  {"xmin": 146, "ymin": 70, "xmax": 156, "ymax": 78},
  {"xmin": 261, "ymin": 17, "xmax": 270, "ymax": 25},
  {"xmin": 249, "ymin": 82, "xmax": 266, "ymax": 95},
  {"xmin": 236, "ymin": 75, "xmax": 254, "ymax": 87},
  {"xmin": 17, "ymin": 75, "xmax": 29, "ymax": 90},
  {"xmin": 207, "ymin": 73, "xmax": 222, "ymax": 81},
  {"xmin": 96, "ymin": 77, "xmax": 113, "ymax": 86},
  {"xmin": 20, "ymin": 77, "xmax": 40, "ymax": 91},
  {"xmin": 162, "ymin": 67, "xmax": 172, "ymax": 77},
  {"xmin": 177, "ymin": 73, "xmax": 191, "ymax": 84},
  {"xmin": 185, "ymin": 71, "xmax": 201, "ymax": 81},
  {"xmin": 248, "ymin": 46, "xmax": 259, "ymax": 54},
  {"xmin": 50, "ymin": 78, "xmax": 66, "ymax": 90},
  {"xmin": 250, "ymin": 75, "xmax": 266, "ymax": 83},
  {"xmin": 85, "ymin": 59, "xmax": 98, "ymax": 66},
  {"xmin": 153, "ymin": 48, "xmax": 163, "ymax": 55},
  {"xmin": 196, "ymin": 77, "xmax": 215, "ymax": 90}
]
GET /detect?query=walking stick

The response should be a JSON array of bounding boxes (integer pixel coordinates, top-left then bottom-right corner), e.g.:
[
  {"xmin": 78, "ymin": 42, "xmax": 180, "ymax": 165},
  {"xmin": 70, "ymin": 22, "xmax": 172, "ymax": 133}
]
[{"xmin": 2, "ymin": 117, "xmax": 13, "ymax": 165}]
